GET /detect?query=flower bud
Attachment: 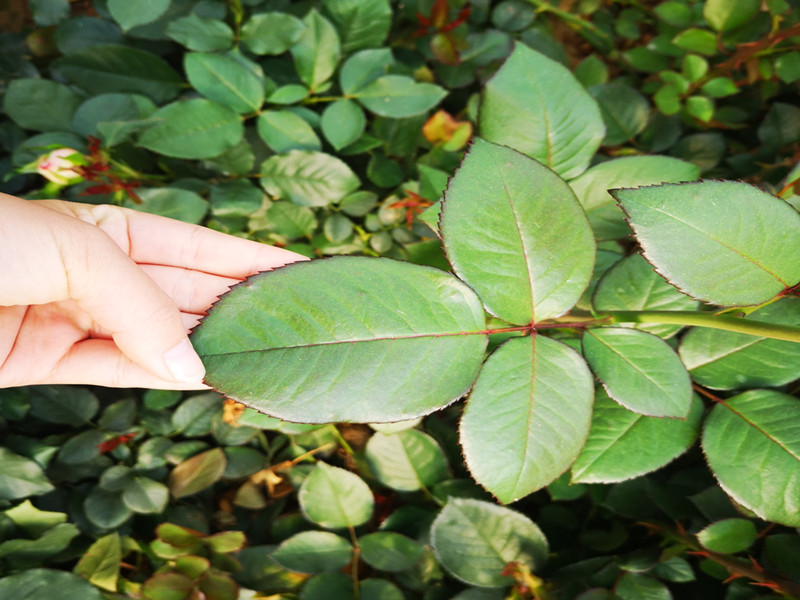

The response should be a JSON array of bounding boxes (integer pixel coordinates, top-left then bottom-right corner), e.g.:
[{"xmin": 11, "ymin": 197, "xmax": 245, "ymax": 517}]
[{"xmin": 35, "ymin": 148, "xmax": 83, "ymax": 185}]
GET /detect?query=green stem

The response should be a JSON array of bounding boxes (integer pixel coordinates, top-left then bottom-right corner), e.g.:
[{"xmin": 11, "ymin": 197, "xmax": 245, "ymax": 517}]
[
  {"xmin": 596, "ymin": 310, "xmax": 800, "ymax": 344},
  {"xmin": 522, "ymin": 0, "xmax": 609, "ymax": 39}
]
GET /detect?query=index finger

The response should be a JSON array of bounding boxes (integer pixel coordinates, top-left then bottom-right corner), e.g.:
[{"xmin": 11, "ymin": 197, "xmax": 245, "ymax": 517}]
[{"xmin": 63, "ymin": 202, "xmax": 307, "ymax": 278}]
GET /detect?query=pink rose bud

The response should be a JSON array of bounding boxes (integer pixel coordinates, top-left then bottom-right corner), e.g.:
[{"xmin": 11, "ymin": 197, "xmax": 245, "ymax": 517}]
[{"xmin": 35, "ymin": 148, "xmax": 83, "ymax": 185}]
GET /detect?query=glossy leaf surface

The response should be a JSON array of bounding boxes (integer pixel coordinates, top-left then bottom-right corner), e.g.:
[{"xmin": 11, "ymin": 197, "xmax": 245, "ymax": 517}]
[
  {"xmin": 697, "ymin": 519, "xmax": 757, "ymax": 554},
  {"xmin": 365, "ymin": 430, "xmax": 449, "ymax": 491},
  {"xmin": 703, "ymin": 390, "xmax": 800, "ymax": 526},
  {"xmin": 569, "ymin": 156, "xmax": 700, "ymax": 241},
  {"xmin": 359, "ymin": 532, "xmax": 424, "ymax": 572},
  {"xmin": 461, "ymin": 335, "xmax": 594, "ymax": 503},
  {"xmin": 352, "ymin": 75, "xmax": 447, "ymax": 118},
  {"xmin": 583, "ymin": 328, "xmax": 692, "ymax": 418},
  {"xmin": 271, "ymin": 531, "xmax": 352, "ymax": 574},
  {"xmin": 593, "ymin": 253, "xmax": 699, "ymax": 337},
  {"xmin": 679, "ymin": 298, "xmax": 800, "ymax": 390},
  {"xmin": 431, "ymin": 498, "xmax": 548, "ymax": 587},
  {"xmin": 321, "ymin": 0, "xmax": 392, "ymax": 52},
  {"xmin": 299, "ymin": 463, "xmax": 374, "ymax": 529},
  {"xmin": 291, "ymin": 10, "xmax": 340, "ymax": 91},
  {"xmin": 613, "ymin": 181, "xmax": 800, "ymax": 306},
  {"xmin": 52, "ymin": 45, "xmax": 183, "ymax": 104},
  {"xmin": 193, "ymin": 257, "xmax": 487, "ymax": 423},
  {"xmin": 184, "ymin": 52, "xmax": 264, "ymax": 114},
  {"xmin": 257, "ymin": 111, "xmax": 321, "ymax": 154},
  {"xmin": 480, "ymin": 43, "xmax": 605, "ymax": 179},
  {"xmin": 138, "ymin": 99, "xmax": 243, "ymax": 159},
  {"xmin": 441, "ymin": 138, "xmax": 595, "ymax": 325},
  {"xmin": 259, "ymin": 150, "xmax": 360, "ymax": 207},
  {"xmin": 571, "ymin": 390, "xmax": 702, "ymax": 483}
]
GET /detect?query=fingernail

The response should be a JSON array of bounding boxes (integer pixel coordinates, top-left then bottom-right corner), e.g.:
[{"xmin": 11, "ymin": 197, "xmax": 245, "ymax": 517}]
[{"xmin": 164, "ymin": 338, "xmax": 206, "ymax": 383}]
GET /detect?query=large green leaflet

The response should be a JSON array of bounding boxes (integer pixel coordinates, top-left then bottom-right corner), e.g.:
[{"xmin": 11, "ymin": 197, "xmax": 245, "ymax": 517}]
[
  {"xmin": 192, "ymin": 258, "xmax": 487, "ymax": 423},
  {"xmin": 613, "ymin": 181, "xmax": 800, "ymax": 306},
  {"xmin": 441, "ymin": 138, "xmax": 595, "ymax": 325},
  {"xmin": 52, "ymin": 45, "xmax": 183, "ymax": 104},
  {"xmin": 593, "ymin": 253, "xmax": 699, "ymax": 338},
  {"xmin": 184, "ymin": 52, "xmax": 265, "ymax": 114},
  {"xmin": 291, "ymin": 10, "xmax": 341, "ymax": 91},
  {"xmin": 703, "ymin": 390, "xmax": 800, "ymax": 526},
  {"xmin": 299, "ymin": 463, "xmax": 374, "ymax": 529},
  {"xmin": 479, "ymin": 43, "xmax": 605, "ymax": 180},
  {"xmin": 138, "ymin": 99, "xmax": 243, "ymax": 159},
  {"xmin": 460, "ymin": 335, "xmax": 594, "ymax": 504},
  {"xmin": 582, "ymin": 328, "xmax": 692, "ymax": 418},
  {"xmin": 679, "ymin": 297, "xmax": 800, "ymax": 390},
  {"xmin": 571, "ymin": 389, "xmax": 702, "ymax": 483},
  {"xmin": 568, "ymin": 156, "xmax": 701, "ymax": 241},
  {"xmin": 259, "ymin": 150, "xmax": 360, "ymax": 207},
  {"xmin": 431, "ymin": 498, "xmax": 548, "ymax": 588}
]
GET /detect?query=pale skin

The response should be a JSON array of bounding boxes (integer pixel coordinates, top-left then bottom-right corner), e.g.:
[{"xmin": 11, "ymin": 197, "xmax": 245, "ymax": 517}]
[{"xmin": 0, "ymin": 193, "xmax": 306, "ymax": 389}]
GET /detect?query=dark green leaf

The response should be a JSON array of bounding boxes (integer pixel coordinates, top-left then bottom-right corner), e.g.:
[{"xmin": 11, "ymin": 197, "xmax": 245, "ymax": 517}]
[
  {"xmin": 138, "ymin": 99, "xmax": 243, "ymax": 159},
  {"xmin": 127, "ymin": 188, "xmax": 208, "ymax": 224},
  {"xmin": 241, "ymin": 12, "xmax": 305, "ymax": 55},
  {"xmin": 365, "ymin": 430, "xmax": 449, "ymax": 491},
  {"xmin": 108, "ymin": 0, "xmax": 170, "ymax": 31},
  {"xmin": 615, "ymin": 573, "xmax": 671, "ymax": 600},
  {"xmin": 0, "ymin": 448, "xmax": 55, "ymax": 501},
  {"xmin": 339, "ymin": 48, "xmax": 393, "ymax": 95},
  {"xmin": 352, "ymin": 75, "xmax": 447, "ymax": 118},
  {"xmin": 30, "ymin": 0, "xmax": 69, "ymax": 26},
  {"xmin": 569, "ymin": 156, "xmax": 700, "ymax": 241},
  {"xmin": 679, "ymin": 297, "xmax": 800, "ymax": 390},
  {"xmin": 322, "ymin": 0, "xmax": 391, "ymax": 52},
  {"xmin": 184, "ymin": 52, "xmax": 265, "ymax": 114},
  {"xmin": 0, "ymin": 569, "xmax": 104, "ymax": 600},
  {"xmin": 703, "ymin": 390, "xmax": 800, "ymax": 526},
  {"xmin": 83, "ymin": 488, "xmax": 132, "ymax": 529},
  {"xmin": 480, "ymin": 42, "xmax": 605, "ymax": 179},
  {"xmin": 360, "ymin": 579, "xmax": 404, "ymax": 600},
  {"xmin": 166, "ymin": 12, "xmax": 234, "ymax": 51},
  {"xmin": 299, "ymin": 462, "xmax": 374, "ymax": 529},
  {"xmin": 53, "ymin": 45, "xmax": 183, "ymax": 103},
  {"xmin": 265, "ymin": 202, "xmax": 317, "ymax": 238},
  {"xmin": 122, "ymin": 477, "xmax": 169, "ymax": 514},
  {"xmin": 359, "ymin": 532, "xmax": 424, "ymax": 572},
  {"xmin": 257, "ymin": 111, "xmax": 321, "ymax": 153},
  {"xmin": 758, "ymin": 102, "xmax": 800, "ymax": 149},
  {"xmin": 672, "ymin": 29, "xmax": 717, "ymax": 55},
  {"xmin": 3, "ymin": 79, "xmax": 80, "ymax": 132},
  {"xmin": 442, "ymin": 138, "xmax": 595, "ymax": 325},
  {"xmin": 461, "ymin": 335, "xmax": 594, "ymax": 503},
  {"xmin": 271, "ymin": 531, "xmax": 352, "ymax": 573},
  {"xmin": 172, "ymin": 393, "xmax": 222, "ymax": 436},
  {"xmin": 431, "ymin": 498, "xmax": 548, "ymax": 587},
  {"xmin": 583, "ymin": 328, "xmax": 692, "ymax": 418},
  {"xmin": 704, "ymin": 0, "xmax": 760, "ymax": 31},
  {"xmin": 299, "ymin": 573, "xmax": 352, "ymax": 599},
  {"xmin": 0, "ymin": 523, "xmax": 79, "ymax": 560},
  {"xmin": 259, "ymin": 150, "xmax": 360, "ymax": 207},
  {"xmin": 590, "ymin": 83, "xmax": 651, "ymax": 146},
  {"xmin": 612, "ymin": 181, "xmax": 800, "ymax": 306},
  {"xmin": 697, "ymin": 519, "xmax": 757, "ymax": 554},
  {"xmin": 193, "ymin": 258, "xmax": 487, "ymax": 423},
  {"xmin": 571, "ymin": 390, "xmax": 702, "ymax": 483},
  {"xmin": 593, "ymin": 253, "xmax": 700, "ymax": 337},
  {"xmin": 321, "ymin": 100, "xmax": 366, "ymax": 150},
  {"xmin": 291, "ymin": 10, "xmax": 341, "ymax": 91}
]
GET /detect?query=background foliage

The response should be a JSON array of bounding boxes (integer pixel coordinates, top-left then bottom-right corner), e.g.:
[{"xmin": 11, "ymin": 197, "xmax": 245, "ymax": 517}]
[{"xmin": 3, "ymin": 0, "xmax": 800, "ymax": 598}]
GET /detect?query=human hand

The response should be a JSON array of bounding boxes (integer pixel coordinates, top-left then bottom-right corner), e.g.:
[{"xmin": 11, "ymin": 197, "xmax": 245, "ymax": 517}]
[{"xmin": 0, "ymin": 193, "xmax": 306, "ymax": 389}]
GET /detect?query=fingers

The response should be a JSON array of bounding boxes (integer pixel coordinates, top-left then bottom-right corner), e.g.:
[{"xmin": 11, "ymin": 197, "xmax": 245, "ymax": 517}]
[
  {"xmin": 53, "ymin": 201, "xmax": 308, "ymax": 277},
  {"xmin": 44, "ymin": 338, "xmax": 209, "ymax": 390},
  {"xmin": 139, "ymin": 264, "xmax": 240, "ymax": 315},
  {"xmin": 65, "ymin": 226, "xmax": 206, "ymax": 385}
]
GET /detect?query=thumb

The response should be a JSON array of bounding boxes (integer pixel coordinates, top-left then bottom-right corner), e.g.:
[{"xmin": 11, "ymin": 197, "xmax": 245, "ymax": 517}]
[{"xmin": 67, "ymin": 228, "xmax": 206, "ymax": 385}]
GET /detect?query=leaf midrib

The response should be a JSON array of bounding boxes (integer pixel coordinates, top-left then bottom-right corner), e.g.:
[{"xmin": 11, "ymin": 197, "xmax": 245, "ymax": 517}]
[{"xmin": 199, "ymin": 329, "xmax": 487, "ymax": 357}]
